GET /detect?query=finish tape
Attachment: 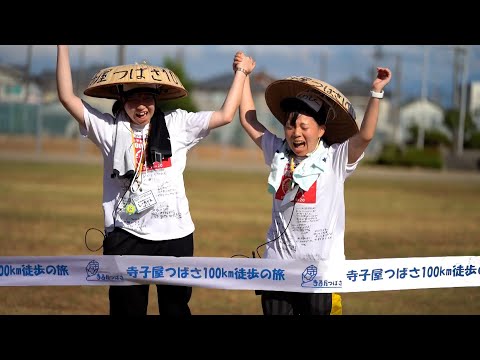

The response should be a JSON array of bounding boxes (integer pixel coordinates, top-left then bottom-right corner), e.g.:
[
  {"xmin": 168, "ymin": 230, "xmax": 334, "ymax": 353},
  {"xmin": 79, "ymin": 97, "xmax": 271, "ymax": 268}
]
[{"xmin": 0, "ymin": 255, "xmax": 478, "ymax": 293}]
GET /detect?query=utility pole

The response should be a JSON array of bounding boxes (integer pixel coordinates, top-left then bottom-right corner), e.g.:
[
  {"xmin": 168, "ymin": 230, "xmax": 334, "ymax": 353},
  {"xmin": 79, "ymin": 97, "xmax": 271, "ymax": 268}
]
[
  {"xmin": 175, "ymin": 46, "xmax": 185, "ymax": 64},
  {"xmin": 452, "ymin": 47, "xmax": 463, "ymax": 108},
  {"xmin": 118, "ymin": 45, "xmax": 126, "ymax": 65},
  {"xmin": 75, "ymin": 45, "xmax": 86, "ymax": 95},
  {"xmin": 24, "ymin": 45, "xmax": 33, "ymax": 104},
  {"xmin": 23, "ymin": 45, "xmax": 41, "ymax": 153},
  {"xmin": 372, "ymin": 45, "xmax": 384, "ymax": 77},
  {"xmin": 392, "ymin": 54, "xmax": 402, "ymax": 145},
  {"xmin": 417, "ymin": 45, "xmax": 430, "ymax": 150},
  {"xmin": 457, "ymin": 45, "xmax": 470, "ymax": 156},
  {"xmin": 320, "ymin": 49, "xmax": 328, "ymax": 82},
  {"xmin": 373, "ymin": 46, "xmax": 403, "ymax": 145}
]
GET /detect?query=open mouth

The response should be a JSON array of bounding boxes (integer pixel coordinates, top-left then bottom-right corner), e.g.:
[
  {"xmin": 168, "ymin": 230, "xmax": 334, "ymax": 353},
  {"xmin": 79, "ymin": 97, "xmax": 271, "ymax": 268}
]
[
  {"xmin": 292, "ymin": 141, "xmax": 306, "ymax": 149},
  {"xmin": 135, "ymin": 111, "xmax": 148, "ymax": 119}
]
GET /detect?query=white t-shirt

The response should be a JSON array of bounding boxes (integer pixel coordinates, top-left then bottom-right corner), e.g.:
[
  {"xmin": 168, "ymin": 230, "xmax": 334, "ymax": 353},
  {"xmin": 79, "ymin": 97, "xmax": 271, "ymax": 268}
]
[
  {"xmin": 80, "ymin": 101, "xmax": 213, "ymax": 241},
  {"xmin": 261, "ymin": 130, "xmax": 363, "ymax": 262}
]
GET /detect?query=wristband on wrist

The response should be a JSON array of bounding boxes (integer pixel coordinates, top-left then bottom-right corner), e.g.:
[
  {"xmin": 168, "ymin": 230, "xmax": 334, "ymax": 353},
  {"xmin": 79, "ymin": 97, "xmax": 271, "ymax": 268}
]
[
  {"xmin": 236, "ymin": 67, "xmax": 249, "ymax": 76},
  {"xmin": 370, "ymin": 90, "xmax": 384, "ymax": 99}
]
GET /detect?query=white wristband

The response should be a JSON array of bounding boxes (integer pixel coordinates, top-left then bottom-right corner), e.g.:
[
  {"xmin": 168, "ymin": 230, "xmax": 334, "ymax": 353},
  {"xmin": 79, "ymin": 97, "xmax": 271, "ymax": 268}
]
[{"xmin": 370, "ymin": 90, "xmax": 384, "ymax": 99}]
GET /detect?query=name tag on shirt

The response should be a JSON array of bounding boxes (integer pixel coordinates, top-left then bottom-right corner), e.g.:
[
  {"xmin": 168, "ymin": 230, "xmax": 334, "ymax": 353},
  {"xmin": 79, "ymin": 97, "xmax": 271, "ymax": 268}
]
[{"xmin": 132, "ymin": 190, "xmax": 157, "ymax": 213}]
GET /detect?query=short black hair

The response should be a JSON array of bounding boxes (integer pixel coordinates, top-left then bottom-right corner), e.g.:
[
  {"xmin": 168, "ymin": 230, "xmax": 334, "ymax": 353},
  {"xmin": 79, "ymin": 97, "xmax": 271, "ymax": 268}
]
[
  {"xmin": 280, "ymin": 97, "xmax": 328, "ymax": 126},
  {"xmin": 112, "ymin": 100, "xmax": 122, "ymax": 116}
]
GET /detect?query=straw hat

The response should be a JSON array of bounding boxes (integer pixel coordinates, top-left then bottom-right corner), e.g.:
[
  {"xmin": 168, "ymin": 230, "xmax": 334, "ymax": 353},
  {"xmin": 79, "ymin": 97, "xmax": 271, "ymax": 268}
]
[
  {"xmin": 84, "ymin": 63, "xmax": 188, "ymax": 100},
  {"xmin": 265, "ymin": 76, "xmax": 358, "ymax": 144}
]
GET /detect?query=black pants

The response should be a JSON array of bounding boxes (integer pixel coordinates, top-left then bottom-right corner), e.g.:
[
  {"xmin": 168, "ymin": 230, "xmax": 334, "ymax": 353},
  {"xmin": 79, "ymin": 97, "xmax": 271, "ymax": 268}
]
[
  {"xmin": 261, "ymin": 291, "xmax": 333, "ymax": 315},
  {"xmin": 103, "ymin": 227, "xmax": 194, "ymax": 316}
]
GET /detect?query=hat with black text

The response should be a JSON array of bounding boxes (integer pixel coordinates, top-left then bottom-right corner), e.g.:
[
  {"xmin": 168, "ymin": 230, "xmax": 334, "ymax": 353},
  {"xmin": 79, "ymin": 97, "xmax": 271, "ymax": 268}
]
[
  {"xmin": 265, "ymin": 76, "xmax": 359, "ymax": 144},
  {"xmin": 84, "ymin": 63, "xmax": 188, "ymax": 101}
]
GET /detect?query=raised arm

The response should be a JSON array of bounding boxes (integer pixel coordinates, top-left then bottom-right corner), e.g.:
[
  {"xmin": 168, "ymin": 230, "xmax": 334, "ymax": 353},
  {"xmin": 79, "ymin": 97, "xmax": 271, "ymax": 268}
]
[
  {"xmin": 236, "ymin": 52, "xmax": 267, "ymax": 149},
  {"xmin": 56, "ymin": 45, "xmax": 85, "ymax": 128},
  {"xmin": 207, "ymin": 52, "xmax": 256, "ymax": 130},
  {"xmin": 348, "ymin": 67, "xmax": 392, "ymax": 163}
]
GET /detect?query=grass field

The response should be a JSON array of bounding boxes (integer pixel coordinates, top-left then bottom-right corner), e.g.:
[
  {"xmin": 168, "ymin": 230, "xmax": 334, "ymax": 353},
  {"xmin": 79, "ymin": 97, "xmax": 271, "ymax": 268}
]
[{"xmin": 0, "ymin": 152, "xmax": 479, "ymax": 315}]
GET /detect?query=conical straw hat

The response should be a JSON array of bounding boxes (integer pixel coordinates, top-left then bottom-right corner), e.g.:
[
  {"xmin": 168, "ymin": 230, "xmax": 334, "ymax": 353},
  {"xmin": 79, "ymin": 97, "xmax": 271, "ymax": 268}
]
[
  {"xmin": 84, "ymin": 63, "xmax": 188, "ymax": 100},
  {"xmin": 265, "ymin": 76, "xmax": 358, "ymax": 144}
]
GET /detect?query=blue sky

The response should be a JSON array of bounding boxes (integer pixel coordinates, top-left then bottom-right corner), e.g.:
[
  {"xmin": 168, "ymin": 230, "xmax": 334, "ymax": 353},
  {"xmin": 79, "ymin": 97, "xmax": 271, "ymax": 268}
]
[{"xmin": 0, "ymin": 45, "xmax": 478, "ymax": 109}]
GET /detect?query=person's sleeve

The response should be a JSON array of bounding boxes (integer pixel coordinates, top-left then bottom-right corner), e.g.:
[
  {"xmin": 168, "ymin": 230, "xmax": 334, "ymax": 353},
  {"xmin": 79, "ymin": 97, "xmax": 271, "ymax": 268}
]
[
  {"xmin": 261, "ymin": 130, "xmax": 283, "ymax": 166},
  {"xmin": 331, "ymin": 139, "xmax": 364, "ymax": 181},
  {"xmin": 166, "ymin": 109, "xmax": 213, "ymax": 148},
  {"xmin": 81, "ymin": 100, "xmax": 115, "ymax": 155}
]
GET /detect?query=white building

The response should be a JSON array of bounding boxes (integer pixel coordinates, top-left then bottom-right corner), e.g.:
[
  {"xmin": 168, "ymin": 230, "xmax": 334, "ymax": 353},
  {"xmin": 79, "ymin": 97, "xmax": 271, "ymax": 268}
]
[
  {"xmin": 336, "ymin": 76, "xmax": 392, "ymax": 158},
  {"xmin": 398, "ymin": 98, "xmax": 448, "ymax": 144},
  {"xmin": 192, "ymin": 71, "xmax": 280, "ymax": 148},
  {"xmin": 468, "ymin": 81, "xmax": 480, "ymax": 128},
  {"xmin": 0, "ymin": 65, "xmax": 42, "ymax": 104}
]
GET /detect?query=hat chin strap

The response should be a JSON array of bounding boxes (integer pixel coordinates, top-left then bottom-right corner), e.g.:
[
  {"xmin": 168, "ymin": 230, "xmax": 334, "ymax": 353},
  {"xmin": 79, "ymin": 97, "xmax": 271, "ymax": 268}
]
[
  {"xmin": 115, "ymin": 84, "xmax": 123, "ymax": 98},
  {"xmin": 321, "ymin": 97, "xmax": 336, "ymax": 125}
]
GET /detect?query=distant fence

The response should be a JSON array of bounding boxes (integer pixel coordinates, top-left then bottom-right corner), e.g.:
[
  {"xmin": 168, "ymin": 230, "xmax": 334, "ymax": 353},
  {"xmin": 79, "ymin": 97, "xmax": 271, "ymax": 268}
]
[
  {"xmin": 0, "ymin": 101, "xmax": 266, "ymax": 147},
  {"xmin": 0, "ymin": 101, "xmax": 265, "ymax": 168},
  {"xmin": 3, "ymin": 101, "xmax": 478, "ymax": 171},
  {"xmin": 0, "ymin": 102, "xmax": 73, "ymax": 137},
  {"xmin": 0, "ymin": 103, "xmax": 41, "ymax": 135}
]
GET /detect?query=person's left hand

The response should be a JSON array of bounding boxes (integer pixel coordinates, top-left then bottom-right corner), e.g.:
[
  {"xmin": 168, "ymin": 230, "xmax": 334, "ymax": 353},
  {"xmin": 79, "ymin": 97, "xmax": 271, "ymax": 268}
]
[
  {"xmin": 233, "ymin": 51, "xmax": 245, "ymax": 73},
  {"xmin": 233, "ymin": 51, "xmax": 255, "ymax": 75}
]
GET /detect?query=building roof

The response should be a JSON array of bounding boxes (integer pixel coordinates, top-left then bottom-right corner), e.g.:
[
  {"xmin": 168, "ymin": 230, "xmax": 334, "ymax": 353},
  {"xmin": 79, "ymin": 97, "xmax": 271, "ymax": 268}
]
[
  {"xmin": 194, "ymin": 70, "xmax": 277, "ymax": 93},
  {"xmin": 0, "ymin": 64, "xmax": 27, "ymax": 82},
  {"xmin": 400, "ymin": 96, "xmax": 444, "ymax": 109},
  {"xmin": 336, "ymin": 75, "xmax": 391, "ymax": 98}
]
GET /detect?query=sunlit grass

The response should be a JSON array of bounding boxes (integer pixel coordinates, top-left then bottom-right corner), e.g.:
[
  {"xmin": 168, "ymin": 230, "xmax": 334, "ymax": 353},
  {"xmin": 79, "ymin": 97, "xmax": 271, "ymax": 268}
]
[{"xmin": 1, "ymin": 159, "xmax": 480, "ymax": 314}]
